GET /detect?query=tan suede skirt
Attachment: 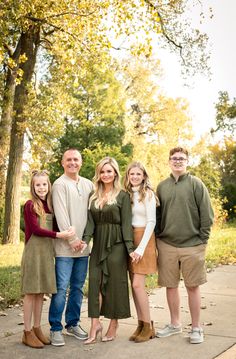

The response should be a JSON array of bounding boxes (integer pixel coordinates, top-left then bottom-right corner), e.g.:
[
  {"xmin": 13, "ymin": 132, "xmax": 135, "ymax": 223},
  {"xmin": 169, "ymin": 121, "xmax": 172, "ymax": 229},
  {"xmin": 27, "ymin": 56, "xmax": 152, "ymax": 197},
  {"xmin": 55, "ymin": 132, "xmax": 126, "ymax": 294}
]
[{"xmin": 129, "ymin": 227, "xmax": 157, "ymax": 275}]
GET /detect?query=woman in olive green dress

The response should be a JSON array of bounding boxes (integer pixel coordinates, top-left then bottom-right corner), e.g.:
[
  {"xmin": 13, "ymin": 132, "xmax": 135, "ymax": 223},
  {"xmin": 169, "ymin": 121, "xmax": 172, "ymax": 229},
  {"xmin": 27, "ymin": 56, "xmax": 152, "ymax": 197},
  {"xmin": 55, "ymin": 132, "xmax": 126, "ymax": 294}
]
[{"xmin": 83, "ymin": 157, "xmax": 134, "ymax": 344}]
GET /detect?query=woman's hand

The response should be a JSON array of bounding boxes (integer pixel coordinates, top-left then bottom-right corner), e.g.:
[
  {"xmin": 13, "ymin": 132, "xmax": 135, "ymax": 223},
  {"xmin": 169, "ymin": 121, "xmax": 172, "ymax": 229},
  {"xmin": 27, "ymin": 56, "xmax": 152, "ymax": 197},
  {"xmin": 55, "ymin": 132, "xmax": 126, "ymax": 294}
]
[{"xmin": 80, "ymin": 242, "xmax": 88, "ymax": 254}]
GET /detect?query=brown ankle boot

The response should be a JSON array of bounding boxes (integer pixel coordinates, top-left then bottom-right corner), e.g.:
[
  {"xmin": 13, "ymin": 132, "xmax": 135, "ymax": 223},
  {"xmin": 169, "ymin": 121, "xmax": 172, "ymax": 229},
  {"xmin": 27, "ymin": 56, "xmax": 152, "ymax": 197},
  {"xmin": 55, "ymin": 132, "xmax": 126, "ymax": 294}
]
[
  {"xmin": 129, "ymin": 320, "xmax": 143, "ymax": 341},
  {"xmin": 134, "ymin": 321, "xmax": 155, "ymax": 343},
  {"xmin": 22, "ymin": 330, "xmax": 44, "ymax": 348},
  {"xmin": 33, "ymin": 326, "xmax": 51, "ymax": 345}
]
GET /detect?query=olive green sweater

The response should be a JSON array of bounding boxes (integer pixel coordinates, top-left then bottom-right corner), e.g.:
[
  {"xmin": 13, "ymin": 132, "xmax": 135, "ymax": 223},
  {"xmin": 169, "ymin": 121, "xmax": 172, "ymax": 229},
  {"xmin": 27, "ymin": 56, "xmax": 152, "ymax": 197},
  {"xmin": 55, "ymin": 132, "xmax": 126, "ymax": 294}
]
[{"xmin": 155, "ymin": 173, "xmax": 214, "ymax": 247}]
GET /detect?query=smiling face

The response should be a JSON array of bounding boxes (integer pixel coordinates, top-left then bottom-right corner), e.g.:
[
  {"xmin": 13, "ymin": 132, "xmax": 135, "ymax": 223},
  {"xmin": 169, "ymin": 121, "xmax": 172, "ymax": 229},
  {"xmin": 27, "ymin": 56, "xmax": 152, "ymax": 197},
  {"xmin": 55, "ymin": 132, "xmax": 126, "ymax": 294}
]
[
  {"xmin": 169, "ymin": 151, "xmax": 188, "ymax": 177},
  {"xmin": 33, "ymin": 175, "xmax": 49, "ymax": 200},
  {"xmin": 62, "ymin": 150, "xmax": 82, "ymax": 179},
  {"xmin": 100, "ymin": 163, "xmax": 116, "ymax": 186},
  {"xmin": 128, "ymin": 166, "xmax": 145, "ymax": 187}
]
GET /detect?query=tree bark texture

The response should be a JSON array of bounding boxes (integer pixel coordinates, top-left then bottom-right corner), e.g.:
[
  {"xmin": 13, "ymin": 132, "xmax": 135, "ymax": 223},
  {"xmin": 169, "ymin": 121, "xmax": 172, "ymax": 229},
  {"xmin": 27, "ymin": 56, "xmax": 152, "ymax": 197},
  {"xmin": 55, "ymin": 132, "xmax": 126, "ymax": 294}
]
[
  {"xmin": 0, "ymin": 40, "xmax": 21, "ymax": 231},
  {"xmin": 2, "ymin": 25, "xmax": 40, "ymax": 244}
]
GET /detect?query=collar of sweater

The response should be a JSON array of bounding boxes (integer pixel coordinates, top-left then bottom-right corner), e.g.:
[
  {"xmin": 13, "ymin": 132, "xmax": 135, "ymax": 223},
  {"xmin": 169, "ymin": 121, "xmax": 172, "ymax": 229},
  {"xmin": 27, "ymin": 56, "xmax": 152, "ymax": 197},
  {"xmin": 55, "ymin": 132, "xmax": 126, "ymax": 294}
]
[
  {"xmin": 170, "ymin": 172, "xmax": 189, "ymax": 183},
  {"xmin": 131, "ymin": 186, "xmax": 140, "ymax": 192}
]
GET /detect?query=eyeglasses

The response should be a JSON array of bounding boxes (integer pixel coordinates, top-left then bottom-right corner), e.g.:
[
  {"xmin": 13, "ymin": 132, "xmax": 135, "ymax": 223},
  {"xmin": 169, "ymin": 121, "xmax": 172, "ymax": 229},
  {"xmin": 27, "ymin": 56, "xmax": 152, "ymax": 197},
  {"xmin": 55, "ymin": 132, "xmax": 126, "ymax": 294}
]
[{"xmin": 170, "ymin": 157, "xmax": 187, "ymax": 162}]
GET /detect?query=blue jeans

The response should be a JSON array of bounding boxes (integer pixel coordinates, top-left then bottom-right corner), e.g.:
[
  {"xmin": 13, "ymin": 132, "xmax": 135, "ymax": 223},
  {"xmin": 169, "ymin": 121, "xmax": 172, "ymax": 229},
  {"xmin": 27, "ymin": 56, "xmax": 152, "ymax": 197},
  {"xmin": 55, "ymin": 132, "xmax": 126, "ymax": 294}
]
[{"xmin": 49, "ymin": 256, "xmax": 88, "ymax": 332}]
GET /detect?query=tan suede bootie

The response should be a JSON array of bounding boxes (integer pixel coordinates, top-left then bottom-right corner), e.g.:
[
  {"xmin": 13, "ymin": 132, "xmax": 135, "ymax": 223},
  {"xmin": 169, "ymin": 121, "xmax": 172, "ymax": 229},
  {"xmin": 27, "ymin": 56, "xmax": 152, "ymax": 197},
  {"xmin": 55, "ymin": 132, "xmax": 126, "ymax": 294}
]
[
  {"xmin": 22, "ymin": 330, "xmax": 44, "ymax": 348},
  {"xmin": 33, "ymin": 326, "xmax": 51, "ymax": 345},
  {"xmin": 134, "ymin": 321, "xmax": 155, "ymax": 343},
  {"xmin": 129, "ymin": 320, "xmax": 143, "ymax": 341}
]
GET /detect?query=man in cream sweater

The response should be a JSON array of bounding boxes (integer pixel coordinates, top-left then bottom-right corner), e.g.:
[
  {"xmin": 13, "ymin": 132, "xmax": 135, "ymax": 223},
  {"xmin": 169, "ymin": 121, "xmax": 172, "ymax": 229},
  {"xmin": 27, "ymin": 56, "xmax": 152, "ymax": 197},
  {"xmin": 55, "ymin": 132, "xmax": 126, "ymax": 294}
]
[{"xmin": 49, "ymin": 149, "xmax": 93, "ymax": 346}]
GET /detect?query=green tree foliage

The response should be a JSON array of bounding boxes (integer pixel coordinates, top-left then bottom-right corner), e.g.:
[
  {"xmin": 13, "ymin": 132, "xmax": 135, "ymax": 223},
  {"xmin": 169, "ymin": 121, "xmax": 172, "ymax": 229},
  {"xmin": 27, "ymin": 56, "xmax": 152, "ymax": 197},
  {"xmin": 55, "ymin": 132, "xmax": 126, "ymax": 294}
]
[
  {"xmin": 189, "ymin": 155, "xmax": 227, "ymax": 225},
  {"xmin": 120, "ymin": 56, "xmax": 193, "ymax": 185},
  {"xmin": 45, "ymin": 58, "xmax": 133, "ymax": 182},
  {"xmin": 0, "ymin": 0, "xmax": 211, "ymax": 243},
  {"xmin": 211, "ymin": 138, "xmax": 236, "ymax": 220},
  {"xmin": 213, "ymin": 91, "xmax": 236, "ymax": 134},
  {"xmin": 189, "ymin": 157, "xmax": 221, "ymax": 198}
]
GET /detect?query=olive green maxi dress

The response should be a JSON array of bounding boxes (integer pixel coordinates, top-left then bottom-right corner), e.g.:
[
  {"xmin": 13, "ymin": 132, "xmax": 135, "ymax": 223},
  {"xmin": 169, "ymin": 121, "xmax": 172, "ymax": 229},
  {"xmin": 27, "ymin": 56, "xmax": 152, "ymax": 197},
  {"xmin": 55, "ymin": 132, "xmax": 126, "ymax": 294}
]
[{"xmin": 83, "ymin": 190, "xmax": 134, "ymax": 319}]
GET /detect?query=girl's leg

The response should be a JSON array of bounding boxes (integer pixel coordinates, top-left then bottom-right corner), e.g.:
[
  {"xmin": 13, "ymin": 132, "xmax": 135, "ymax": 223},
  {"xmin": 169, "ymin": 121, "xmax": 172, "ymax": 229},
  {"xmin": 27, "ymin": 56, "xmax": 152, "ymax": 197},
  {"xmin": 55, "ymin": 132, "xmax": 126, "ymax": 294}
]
[
  {"xmin": 23, "ymin": 294, "xmax": 35, "ymax": 331},
  {"xmin": 130, "ymin": 272, "xmax": 142, "ymax": 320},
  {"xmin": 33, "ymin": 293, "xmax": 44, "ymax": 328},
  {"xmin": 132, "ymin": 273, "xmax": 150, "ymax": 323},
  {"xmin": 22, "ymin": 294, "xmax": 44, "ymax": 348},
  {"xmin": 132, "ymin": 274, "xmax": 155, "ymax": 343},
  {"xmin": 32, "ymin": 293, "xmax": 51, "ymax": 345}
]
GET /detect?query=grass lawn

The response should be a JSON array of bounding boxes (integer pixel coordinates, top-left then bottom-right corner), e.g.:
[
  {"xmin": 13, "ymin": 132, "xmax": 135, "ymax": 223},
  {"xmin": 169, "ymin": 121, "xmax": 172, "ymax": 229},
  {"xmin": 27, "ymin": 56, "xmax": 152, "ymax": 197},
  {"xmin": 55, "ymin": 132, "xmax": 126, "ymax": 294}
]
[
  {"xmin": 0, "ymin": 242, "xmax": 24, "ymax": 309},
  {"xmin": 0, "ymin": 223, "xmax": 235, "ymax": 310}
]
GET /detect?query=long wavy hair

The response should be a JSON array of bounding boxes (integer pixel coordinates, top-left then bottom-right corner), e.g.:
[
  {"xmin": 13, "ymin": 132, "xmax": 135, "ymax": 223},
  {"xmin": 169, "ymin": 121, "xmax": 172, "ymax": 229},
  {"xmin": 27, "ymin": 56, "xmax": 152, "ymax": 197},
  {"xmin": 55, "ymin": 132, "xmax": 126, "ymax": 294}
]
[
  {"xmin": 123, "ymin": 161, "xmax": 159, "ymax": 205},
  {"xmin": 30, "ymin": 170, "xmax": 53, "ymax": 220},
  {"xmin": 89, "ymin": 157, "xmax": 122, "ymax": 209}
]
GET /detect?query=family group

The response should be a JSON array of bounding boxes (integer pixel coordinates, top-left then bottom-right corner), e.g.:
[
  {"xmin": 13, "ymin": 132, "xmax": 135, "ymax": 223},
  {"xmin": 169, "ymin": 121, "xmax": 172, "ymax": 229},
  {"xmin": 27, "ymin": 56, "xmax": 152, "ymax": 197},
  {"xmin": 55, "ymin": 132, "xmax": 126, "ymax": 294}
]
[{"xmin": 21, "ymin": 146, "xmax": 214, "ymax": 349}]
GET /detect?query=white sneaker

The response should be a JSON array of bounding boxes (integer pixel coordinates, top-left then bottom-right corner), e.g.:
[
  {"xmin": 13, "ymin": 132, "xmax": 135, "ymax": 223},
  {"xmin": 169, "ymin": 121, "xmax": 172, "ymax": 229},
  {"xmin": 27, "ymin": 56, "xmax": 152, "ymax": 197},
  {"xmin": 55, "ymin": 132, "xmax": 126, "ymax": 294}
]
[
  {"xmin": 66, "ymin": 325, "xmax": 88, "ymax": 340},
  {"xmin": 156, "ymin": 324, "xmax": 182, "ymax": 338},
  {"xmin": 50, "ymin": 330, "xmax": 65, "ymax": 346},
  {"xmin": 189, "ymin": 327, "xmax": 204, "ymax": 344}
]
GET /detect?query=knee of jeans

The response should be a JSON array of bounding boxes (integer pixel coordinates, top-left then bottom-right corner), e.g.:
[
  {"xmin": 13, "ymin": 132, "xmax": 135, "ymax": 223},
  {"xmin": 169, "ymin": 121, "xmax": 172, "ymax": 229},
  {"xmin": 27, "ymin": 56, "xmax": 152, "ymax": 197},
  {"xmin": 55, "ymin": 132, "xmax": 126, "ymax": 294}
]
[
  {"xmin": 56, "ymin": 284, "xmax": 68, "ymax": 295},
  {"xmin": 70, "ymin": 280, "xmax": 86, "ymax": 292}
]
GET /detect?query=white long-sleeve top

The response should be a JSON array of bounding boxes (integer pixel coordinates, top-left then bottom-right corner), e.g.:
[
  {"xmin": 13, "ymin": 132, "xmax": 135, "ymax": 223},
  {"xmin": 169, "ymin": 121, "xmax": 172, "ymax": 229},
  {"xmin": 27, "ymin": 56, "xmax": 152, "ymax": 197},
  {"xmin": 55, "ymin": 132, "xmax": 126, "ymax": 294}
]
[{"xmin": 132, "ymin": 189, "xmax": 156, "ymax": 257}]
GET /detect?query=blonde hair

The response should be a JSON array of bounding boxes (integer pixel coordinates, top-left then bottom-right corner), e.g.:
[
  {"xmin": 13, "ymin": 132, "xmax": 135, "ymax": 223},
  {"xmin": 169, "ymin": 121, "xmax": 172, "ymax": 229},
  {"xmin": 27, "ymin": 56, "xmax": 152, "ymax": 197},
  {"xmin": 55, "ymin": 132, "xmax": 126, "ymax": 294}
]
[
  {"xmin": 89, "ymin": 157, "xmax": 121, "ymax": 209},
  {"xmin": 30, "ymin": 170, "xmax": 53, "ymax": 220},
  {"xmin": 124, "ymin": 161, "xmax": 158, "ymax": 205}
]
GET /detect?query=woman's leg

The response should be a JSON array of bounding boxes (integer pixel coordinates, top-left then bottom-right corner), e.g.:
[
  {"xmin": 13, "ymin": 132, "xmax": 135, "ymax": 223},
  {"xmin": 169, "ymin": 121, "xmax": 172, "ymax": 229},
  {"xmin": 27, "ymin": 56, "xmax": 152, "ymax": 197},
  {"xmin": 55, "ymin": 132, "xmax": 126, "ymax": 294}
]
[
  {"xmin": 132, "ymin": 273, "xmax": 150, "ymax": 323},
  {"xmin": 103, "ymin": 318, "xmax": 118, "ymax": 339},
  {"xmin": 84, "ymin": 317, "xmax": 103, "ymax": 344}
]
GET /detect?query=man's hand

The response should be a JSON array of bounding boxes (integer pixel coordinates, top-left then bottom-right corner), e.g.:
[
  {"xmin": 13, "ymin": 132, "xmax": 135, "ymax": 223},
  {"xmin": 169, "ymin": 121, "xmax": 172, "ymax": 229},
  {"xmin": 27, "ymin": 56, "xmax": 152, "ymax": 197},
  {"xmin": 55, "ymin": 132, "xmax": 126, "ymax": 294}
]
[{"xmin": 70, "ymin": 239, "xmax": 87, "ymax": 253}]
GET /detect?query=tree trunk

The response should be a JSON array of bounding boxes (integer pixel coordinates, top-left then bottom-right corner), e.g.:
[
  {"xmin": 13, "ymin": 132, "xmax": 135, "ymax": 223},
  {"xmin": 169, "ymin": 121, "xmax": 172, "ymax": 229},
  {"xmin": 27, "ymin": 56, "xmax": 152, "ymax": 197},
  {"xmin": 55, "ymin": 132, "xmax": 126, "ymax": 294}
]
[
  {"xmin": 2, "ymin": 25, "xmax": 40, "ymax": 244},
  {"xmin": 0, "ymin": 41, "xmax": 21, "ymax": 233}
]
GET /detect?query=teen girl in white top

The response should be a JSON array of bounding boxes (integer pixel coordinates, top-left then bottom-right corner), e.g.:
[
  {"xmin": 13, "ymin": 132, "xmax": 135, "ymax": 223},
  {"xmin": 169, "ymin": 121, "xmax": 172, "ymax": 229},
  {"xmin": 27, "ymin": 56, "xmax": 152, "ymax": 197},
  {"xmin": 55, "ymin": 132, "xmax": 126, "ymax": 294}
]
[{"xmin": 124, "ymin": 161, "xmax": 158, "ymax": 343}]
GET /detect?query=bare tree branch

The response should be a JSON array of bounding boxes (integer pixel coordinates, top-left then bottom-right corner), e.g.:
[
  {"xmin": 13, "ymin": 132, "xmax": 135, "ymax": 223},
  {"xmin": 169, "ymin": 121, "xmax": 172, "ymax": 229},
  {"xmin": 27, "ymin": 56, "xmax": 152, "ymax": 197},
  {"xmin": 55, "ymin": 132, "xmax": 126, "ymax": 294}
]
[{"xmin": 144, "ymin": 0, "xmax": 186, "ymax": 65}]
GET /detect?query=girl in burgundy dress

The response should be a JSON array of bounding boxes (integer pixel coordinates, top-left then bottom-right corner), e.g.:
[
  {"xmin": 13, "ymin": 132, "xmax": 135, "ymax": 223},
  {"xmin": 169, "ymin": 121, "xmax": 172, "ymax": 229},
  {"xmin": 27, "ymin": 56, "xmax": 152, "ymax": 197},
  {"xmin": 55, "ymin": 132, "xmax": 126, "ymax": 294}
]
[{"xmin": 21, "ymin": 170, "xmax": 75, "ymax": 348}]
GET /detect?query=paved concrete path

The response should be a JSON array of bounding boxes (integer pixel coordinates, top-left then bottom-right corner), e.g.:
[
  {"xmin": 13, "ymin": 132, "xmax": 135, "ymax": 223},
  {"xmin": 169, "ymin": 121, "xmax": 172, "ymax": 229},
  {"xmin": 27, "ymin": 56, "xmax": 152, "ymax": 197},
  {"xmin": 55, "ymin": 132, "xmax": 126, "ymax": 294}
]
[{"xmin": 0, "ymin": 265, "xmax": 235, "ymax": 359}]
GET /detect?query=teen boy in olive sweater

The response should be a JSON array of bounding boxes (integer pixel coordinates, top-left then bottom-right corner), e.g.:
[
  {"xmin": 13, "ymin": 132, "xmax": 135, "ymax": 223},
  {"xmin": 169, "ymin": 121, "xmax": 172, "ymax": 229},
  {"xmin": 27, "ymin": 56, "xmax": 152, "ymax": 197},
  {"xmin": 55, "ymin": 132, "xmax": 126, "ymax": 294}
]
[{"xmin": 155, "ymin": 147, "xmax": 214, "ymax": 344}]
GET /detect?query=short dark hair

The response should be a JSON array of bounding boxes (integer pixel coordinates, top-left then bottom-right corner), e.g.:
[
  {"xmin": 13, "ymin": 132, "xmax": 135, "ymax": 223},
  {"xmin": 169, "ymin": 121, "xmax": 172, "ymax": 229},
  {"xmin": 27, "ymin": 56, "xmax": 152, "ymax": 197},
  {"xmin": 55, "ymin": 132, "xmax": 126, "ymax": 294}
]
[
  {"xmin": 169, "ymin": 147, "xmax": 189, "ymax": 159},
  {"xmin": 62, "ymin": 148, "xmax": 82, "ymax": 161}
]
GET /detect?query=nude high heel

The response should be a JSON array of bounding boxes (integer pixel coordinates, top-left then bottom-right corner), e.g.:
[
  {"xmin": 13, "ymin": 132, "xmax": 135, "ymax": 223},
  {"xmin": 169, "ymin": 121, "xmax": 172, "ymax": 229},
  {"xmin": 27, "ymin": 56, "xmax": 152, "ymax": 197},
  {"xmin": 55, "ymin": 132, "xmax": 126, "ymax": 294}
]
[
  {"xmin": 102, "ymin": 323, "xmax": 119, "ymax": 342},
  {"xmin": 84, "ymin": 325, "xmax": 103, "ymax": 345}
]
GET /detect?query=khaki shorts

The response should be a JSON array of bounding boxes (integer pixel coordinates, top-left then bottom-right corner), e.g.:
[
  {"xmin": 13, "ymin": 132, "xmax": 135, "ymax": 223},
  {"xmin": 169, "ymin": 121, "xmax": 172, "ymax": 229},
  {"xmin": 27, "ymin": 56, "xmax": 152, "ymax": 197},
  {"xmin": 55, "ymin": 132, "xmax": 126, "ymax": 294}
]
[{"xmin": 156, "ymin": 239, "xmax": 207, "ymax": 287}]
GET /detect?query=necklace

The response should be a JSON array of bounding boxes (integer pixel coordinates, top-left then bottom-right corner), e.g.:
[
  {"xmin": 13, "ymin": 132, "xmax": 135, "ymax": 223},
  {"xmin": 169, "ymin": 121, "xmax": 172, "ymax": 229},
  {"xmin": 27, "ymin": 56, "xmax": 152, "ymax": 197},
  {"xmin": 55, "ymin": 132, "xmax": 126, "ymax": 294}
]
[{"xmin": 102, "ymin": 191, "xmax": 111, "ymax": 199}]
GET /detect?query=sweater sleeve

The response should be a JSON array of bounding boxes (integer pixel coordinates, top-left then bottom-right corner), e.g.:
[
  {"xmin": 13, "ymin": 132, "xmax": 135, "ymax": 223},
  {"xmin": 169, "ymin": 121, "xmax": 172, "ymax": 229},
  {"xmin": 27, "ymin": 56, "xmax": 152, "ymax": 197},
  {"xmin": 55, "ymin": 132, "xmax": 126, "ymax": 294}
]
[
  {"xmin": 120, "ymin": 192, "xmax": 134, "ymax": 254},
  {"xmin": 52, "ymin": 182, "xmax": 76, "ymax": 243},
  {"xmin": 134, "ymin": 192, "xmax": 156, "ymax": 256},
  {"xmin": 82, "ymin": 210, "xmax": 95, "ymax": 245},
  {"xmin": 52, "ymin": 183, "xmax": 71, "ymax": 230},
  {"xmin": 194, "ymin": 178, "xmax": 214, "ymax": 243},
  {"xmin": 24, "ymin": 200, "xmax": 57, "ymax": 242}
]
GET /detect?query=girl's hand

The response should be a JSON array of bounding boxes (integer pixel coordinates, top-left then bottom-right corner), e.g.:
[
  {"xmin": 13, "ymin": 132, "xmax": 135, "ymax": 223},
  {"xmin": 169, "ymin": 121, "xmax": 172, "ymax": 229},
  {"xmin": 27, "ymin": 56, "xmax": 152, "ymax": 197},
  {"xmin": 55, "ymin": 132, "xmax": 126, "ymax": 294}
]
[
  {"xmin": 130, "ymin": 251, "xmax": 142, "ymax": 263},
  {"xmin": 56, "ymin": 226, "xmax": 75, "ymax": 240}
]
